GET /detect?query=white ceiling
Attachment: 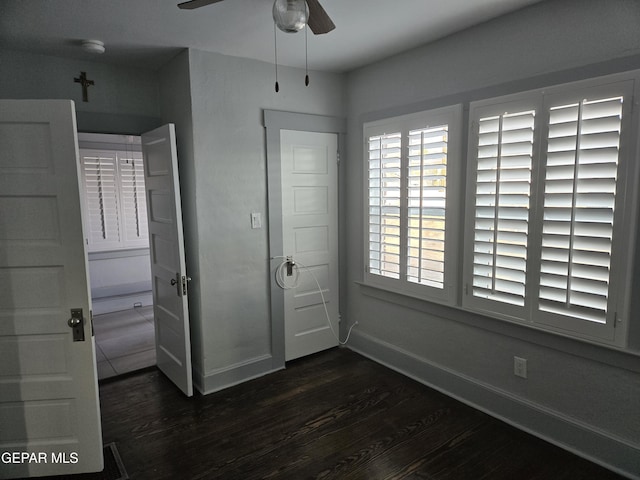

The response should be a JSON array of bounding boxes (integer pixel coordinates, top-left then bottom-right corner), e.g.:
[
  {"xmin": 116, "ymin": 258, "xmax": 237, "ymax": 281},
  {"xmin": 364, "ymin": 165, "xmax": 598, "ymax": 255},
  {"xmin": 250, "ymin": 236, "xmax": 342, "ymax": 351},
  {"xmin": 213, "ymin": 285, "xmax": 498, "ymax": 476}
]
[{"xmin": 0, "ymin": 0, "xmax": 544, "ymax": 72}]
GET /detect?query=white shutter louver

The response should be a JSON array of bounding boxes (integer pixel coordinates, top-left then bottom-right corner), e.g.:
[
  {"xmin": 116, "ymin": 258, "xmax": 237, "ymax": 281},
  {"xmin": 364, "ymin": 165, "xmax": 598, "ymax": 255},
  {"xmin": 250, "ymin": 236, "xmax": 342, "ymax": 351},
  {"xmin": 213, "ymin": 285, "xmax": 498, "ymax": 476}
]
[
  {"xmin": 472, "ymin": 110, "xmax": 535, "ymax": 306},
  {"xmin": 368, "ymin": 132, "xmax": 402, "ymax": 279},
  {"xmin": 538, "ymin": 96, "xmax": 623, "ymax": 323},
  {"xmin": 82, "ymin": 152, "xmax": 121, "ymax": 249},
  {"xmin": 119, "ymin": 153, "xmax": 149, "ymax": 247},
  {"xmin": 407, "ymin": 125, "xmax": 448, "ymax": 288}
]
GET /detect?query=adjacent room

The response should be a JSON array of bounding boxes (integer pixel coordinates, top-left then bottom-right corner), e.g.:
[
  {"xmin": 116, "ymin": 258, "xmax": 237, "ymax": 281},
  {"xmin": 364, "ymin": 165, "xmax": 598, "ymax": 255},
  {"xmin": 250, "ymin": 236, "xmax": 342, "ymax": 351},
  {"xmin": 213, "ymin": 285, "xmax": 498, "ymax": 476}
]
[{"xmin": 1, "ymin": 0, "xmax": 639, "ymax": 478}]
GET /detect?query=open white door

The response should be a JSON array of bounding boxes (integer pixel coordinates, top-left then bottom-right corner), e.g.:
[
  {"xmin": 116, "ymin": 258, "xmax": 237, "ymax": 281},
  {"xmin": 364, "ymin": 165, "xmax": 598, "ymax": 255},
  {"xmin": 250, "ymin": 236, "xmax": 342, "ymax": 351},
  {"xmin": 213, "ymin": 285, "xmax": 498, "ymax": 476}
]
[
  {"xmin": 0, "ymin": 100, "xmax": 103, "ymax": 478},
  {"xmin": 141, "ymin": 124, "xmax": 193, "ymax": 396},
  {"xmin": 280, "ymin": 130, "xmax": 339, "ymax": 361}
]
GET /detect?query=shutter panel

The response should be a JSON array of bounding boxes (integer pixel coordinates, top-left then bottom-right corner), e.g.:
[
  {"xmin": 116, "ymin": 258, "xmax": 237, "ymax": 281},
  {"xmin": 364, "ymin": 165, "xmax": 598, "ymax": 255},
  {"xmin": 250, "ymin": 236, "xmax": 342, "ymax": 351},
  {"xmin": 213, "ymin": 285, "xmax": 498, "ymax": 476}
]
[
  {"xmin": 407, "ymin": 125, "xmax": 448, "ymax": 288},
  {"xmin": 118, "ymin": 152, "xmax": 149, "ymax": 247},
  {"xmin": 368, "ymin": 132, "xmax": 402, "ymax": 279},
  {"xmin": 538, "ymin": 96, "xmax": 623, "ymax": 323},
  {"xmin": 472, "ymin": 110, "xmax": 535, "ymax": 306},
  {"xmin": 81, "ymin": 151, "xmax": 121, "ymax": 249}
]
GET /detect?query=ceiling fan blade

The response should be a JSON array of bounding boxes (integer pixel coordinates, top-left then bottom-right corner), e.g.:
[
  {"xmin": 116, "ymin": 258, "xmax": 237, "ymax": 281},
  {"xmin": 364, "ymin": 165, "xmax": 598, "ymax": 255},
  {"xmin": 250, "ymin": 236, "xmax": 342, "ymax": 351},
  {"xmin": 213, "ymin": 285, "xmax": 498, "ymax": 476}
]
[
  {"xmin": 177, "ymin": 0, "xmax": 224, "ymax": 10},
  {"xmin": 306, "ymin": 0, "xmax": 335, "ymax": 35}
]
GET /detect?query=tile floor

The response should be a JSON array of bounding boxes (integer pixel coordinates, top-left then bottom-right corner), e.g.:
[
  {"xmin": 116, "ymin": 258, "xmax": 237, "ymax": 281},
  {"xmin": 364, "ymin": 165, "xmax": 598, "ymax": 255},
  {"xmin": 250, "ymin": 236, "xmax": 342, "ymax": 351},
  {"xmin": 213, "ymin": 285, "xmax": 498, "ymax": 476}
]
[{"xmin": 94, "ymin": 305, "xmax": 156, "ymax": 380}]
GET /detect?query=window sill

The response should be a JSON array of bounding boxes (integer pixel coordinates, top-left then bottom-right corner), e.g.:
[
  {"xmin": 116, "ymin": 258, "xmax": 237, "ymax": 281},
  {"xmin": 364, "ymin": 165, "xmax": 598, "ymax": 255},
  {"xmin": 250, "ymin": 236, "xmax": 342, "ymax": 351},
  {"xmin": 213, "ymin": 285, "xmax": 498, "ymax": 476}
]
[{"xmin": 356, "ymin": 281, "xmax": 640, "ymax": 373}]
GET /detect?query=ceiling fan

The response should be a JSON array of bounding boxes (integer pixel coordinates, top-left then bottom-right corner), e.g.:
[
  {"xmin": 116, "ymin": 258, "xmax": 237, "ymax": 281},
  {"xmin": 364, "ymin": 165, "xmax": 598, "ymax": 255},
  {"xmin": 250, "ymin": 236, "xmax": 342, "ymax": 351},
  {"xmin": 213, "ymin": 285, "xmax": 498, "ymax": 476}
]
[{"xmin": 177, "ymin": 0, "xmax": 336, "ymax": 35}]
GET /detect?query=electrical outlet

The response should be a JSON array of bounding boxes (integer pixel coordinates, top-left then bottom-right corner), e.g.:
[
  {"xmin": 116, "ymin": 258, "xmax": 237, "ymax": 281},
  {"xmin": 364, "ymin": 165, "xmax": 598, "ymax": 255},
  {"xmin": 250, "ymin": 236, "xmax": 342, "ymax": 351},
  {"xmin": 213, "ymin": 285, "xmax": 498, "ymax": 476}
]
[{"xmin": 514, "ymin": 356, "xmax": 527, "ymax": 379}]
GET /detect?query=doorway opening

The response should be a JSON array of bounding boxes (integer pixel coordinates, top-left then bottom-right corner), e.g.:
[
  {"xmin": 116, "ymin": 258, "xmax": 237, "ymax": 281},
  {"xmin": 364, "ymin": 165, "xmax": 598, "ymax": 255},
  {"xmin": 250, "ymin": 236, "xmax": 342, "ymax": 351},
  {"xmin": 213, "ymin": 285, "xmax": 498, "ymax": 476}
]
[{"xmin": 77, "ymin": 132, "xmax": 156, "ymax": 380}]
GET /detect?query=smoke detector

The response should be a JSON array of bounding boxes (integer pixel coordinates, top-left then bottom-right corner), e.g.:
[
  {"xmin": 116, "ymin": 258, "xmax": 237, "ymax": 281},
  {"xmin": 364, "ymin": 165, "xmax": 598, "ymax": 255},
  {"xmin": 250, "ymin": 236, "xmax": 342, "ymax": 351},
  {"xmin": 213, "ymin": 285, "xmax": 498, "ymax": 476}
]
[{"xmin": 81, "ymin": 40, "xmax": 105, "ymax": 54}]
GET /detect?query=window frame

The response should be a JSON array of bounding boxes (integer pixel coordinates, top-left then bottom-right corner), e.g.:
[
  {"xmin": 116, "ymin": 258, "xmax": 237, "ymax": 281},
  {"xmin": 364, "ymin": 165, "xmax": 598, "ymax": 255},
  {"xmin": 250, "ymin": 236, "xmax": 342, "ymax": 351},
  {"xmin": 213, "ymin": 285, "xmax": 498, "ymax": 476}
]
[
  {"xmin": 78, "ymin": 141, "xmax": 149, "ymax": 253},
  {"xmin": 530, "ymin": 78, "xmax": 635, "ymax": 343},
  {"xmin": 462, "ymin": 94, "xmax": 543, "ymax": 322},
  {"xmin": 363, "ymin": 104, "xmax": 463, "ymax": 306},
  {"xmin": 462, "ymin": 73, "xmax": 638, "ymax": 347}
]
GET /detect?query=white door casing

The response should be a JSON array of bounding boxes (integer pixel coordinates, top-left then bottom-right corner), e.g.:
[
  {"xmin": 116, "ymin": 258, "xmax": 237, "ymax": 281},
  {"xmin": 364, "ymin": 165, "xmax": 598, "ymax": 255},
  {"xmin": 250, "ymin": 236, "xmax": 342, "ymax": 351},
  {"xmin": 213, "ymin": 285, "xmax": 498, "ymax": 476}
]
[
  {"xmin": 141, "ymin": 124, "xmax": 193, "ymax": 397},
  {"xmin": 280, "ymin": 130, "xmax": 339, "ymax": 361},
  {"xmin": 0, "ymin": 100, "xmax": 103, "ymax": 478}
]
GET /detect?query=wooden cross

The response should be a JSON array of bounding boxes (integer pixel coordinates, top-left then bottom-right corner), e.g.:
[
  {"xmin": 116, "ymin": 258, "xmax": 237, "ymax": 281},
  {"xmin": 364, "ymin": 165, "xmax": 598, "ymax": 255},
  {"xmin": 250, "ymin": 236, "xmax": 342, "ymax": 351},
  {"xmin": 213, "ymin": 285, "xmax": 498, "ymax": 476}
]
[{"xmin": 74, "ymin": 71, "xmax": 94, "ymax": 102}]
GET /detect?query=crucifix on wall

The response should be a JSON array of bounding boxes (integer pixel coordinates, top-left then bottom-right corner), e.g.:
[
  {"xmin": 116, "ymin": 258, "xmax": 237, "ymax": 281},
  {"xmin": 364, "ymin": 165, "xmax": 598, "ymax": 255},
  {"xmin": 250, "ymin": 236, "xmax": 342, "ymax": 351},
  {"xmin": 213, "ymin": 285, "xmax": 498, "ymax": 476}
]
[{"xmin": 74, "ymin": 71, "xmax": 94, "ymax": 102}]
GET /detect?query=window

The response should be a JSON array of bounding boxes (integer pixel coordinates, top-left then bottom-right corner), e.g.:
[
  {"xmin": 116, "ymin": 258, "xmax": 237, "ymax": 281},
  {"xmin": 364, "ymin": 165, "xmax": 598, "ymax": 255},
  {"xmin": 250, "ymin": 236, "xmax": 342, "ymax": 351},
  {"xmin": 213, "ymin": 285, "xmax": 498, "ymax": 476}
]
[
  {"xmin": 365, "ymin": 105, "xmax": 462, "ymax": 304},
  {"xmin": 464, "ymin": 77, "xmax": 635, "ymax": 345},
  {"xmin": 471, "ymin": 107, "xmax": 536, "ymax": 309},
  {"xmin": 538, "ymin": 95, "xmax": 622, "ymax": 324},
  {"xmin": 363, "ymin": 72, "xmax": 638, "ymax": 347},
  {"xmin": 79, "ymin": 148, "xmax": 149, "ymax": 252}
]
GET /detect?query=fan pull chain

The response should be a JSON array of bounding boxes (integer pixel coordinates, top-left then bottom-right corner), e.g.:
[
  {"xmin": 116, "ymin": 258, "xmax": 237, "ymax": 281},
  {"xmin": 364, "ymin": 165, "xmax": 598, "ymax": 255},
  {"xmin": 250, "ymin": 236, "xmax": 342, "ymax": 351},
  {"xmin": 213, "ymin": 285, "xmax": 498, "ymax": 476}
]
[
  {"xmin": 274, "ymin": 23, "xmax": 280, "ymax": 93},
  {"xmin": 305, "ymin": 25, "xmax": 309, "ymax": 87}
]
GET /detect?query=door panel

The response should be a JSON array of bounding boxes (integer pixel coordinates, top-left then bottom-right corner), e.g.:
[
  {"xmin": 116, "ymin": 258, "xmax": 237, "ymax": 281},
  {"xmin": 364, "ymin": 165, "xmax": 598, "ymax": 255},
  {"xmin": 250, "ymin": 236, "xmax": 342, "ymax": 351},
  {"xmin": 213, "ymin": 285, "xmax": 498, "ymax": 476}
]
[
  {"xmin": 280, "ymin": 130, "xmax": 339, "ymax": 361},
  {"xmin": 141, "ymin": 124, "xmax": 193, "ymax": 396},
  {"xmin": 0, "ymin": 100, "xmax": 102, "ymax": 478}
]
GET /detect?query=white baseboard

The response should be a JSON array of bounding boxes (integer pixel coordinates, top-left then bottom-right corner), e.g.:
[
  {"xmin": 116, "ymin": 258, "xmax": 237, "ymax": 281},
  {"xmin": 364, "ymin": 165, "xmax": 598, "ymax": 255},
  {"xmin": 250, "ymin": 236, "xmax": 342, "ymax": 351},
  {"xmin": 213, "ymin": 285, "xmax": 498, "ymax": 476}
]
[
  {"xmin": 347, "ymin": 330, "xmax": 640, "ymax": 480},
  {"xmin": 195, "ymin": 354, "xmax": 284, "ymax": 396}
]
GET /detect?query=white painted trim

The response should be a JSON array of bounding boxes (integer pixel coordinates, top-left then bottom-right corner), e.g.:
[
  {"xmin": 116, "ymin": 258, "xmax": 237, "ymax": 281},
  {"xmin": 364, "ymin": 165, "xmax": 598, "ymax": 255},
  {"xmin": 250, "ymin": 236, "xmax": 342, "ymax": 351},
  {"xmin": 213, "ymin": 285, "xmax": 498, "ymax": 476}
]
[
  {"xmin": 358, "ymin": 282, "xmax": 640, "ymax": 373},
  {"xmin": 264, "ymin": 110, "xmax": 347, "ymax": 368},
  {"xmin": 88, "ymin": 248, "xmax": 150, "ymax": 261},
  {"xmin": 195, "ymin": 354, "xmax": 284, "ymax": 395},
  {"xmin": 78, "ymin": 132, "xmax": 142, "ymax": 151}
]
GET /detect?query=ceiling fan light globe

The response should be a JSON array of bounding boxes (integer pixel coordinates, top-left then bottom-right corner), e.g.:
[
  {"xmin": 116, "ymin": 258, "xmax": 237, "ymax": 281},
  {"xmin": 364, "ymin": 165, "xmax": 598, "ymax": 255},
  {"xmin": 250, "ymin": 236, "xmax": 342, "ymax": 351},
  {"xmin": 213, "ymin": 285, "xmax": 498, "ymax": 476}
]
[{"xmin": 273, "ymin": 0, "xmax": 308, "ymax": 33}]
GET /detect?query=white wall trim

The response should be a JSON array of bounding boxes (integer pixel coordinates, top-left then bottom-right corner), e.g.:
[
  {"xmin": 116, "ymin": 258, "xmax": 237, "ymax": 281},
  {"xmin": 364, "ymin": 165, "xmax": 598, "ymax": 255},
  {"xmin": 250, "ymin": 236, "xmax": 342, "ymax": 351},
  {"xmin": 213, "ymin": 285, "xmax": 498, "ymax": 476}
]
[
  {"xmin": 195, "ymin": 354, "xmax": 284, "ymax": 395},
  {"xmin": 357, "ymin": 283, "xmax": 640, "ymax": 372},
  {"xmin": 347, "ymin": 331, "xmax": 640, "ymax": 479},
  {"xmin": 264, "ymin": 110, "xmax": 347, "ymax": 367}
]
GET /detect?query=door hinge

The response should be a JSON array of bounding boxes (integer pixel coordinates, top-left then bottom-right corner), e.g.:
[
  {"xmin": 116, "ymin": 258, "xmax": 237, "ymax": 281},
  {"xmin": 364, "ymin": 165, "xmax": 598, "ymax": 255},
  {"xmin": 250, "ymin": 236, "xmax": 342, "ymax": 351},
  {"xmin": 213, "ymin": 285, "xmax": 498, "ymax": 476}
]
[
  {"xmin": 337, "ymin": 151, "xmax": 341, "ymax": 164},
  {"xmin": 171, "ymin": 273, "xmax": 192, "ymax": 297},
  {"xmin": 182, "ymin": 275, "xmax": 192, "ymax": 296},
  {"xmin": 613, "ymin": 312, "xmax": 621, "ymax": 329}
]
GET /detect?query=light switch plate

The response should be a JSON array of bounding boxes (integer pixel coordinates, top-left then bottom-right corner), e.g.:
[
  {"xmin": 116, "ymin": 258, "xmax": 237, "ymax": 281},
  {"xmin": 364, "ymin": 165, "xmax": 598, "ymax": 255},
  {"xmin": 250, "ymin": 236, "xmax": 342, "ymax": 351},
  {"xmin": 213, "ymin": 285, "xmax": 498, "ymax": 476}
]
[{"xmin": 251, "ymin": 212, "xmax": 262, "ymax": 229}]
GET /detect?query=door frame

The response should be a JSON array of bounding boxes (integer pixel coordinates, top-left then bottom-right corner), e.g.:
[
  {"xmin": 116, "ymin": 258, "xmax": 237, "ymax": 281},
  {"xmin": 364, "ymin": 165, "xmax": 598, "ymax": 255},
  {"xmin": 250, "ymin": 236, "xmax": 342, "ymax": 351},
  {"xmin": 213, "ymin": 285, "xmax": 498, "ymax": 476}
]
[{"xmin": 264, "ymin": 110, "xmax": 346, "ymax": 368}]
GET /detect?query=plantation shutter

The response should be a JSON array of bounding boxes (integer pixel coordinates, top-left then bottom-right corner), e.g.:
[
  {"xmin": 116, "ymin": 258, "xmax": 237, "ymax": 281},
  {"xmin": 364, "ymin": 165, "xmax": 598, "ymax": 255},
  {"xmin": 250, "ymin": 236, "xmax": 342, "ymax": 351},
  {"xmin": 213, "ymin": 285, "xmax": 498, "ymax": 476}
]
[
  {"xmin": 407, "ymin": 125, "xmax": 448, "ymax": 288},
  {"xmin": 471, "ymin": 110, "xmax": 535, "ymax": 307},
  {"xmin": 118, "ymin": 152, "xmax": 149, "ymax": 247},
  {"xmin": 368, "ymin": 132, "xmax": 402, "ymax": 279},
  {"xmin": 538, "ymin": 96, "xmax": 623, "ymax": 324},
  {"xmin": 81, "ymin": 151, "xmax": 121, "ymax": 250}
]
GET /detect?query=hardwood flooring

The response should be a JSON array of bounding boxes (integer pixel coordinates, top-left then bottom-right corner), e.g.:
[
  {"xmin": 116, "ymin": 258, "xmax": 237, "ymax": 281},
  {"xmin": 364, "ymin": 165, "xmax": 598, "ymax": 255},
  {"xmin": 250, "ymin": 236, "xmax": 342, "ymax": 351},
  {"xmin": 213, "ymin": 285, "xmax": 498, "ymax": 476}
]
[{"xmin": 39, "ymin": 348, "xmax": 625, "ymax": 480}]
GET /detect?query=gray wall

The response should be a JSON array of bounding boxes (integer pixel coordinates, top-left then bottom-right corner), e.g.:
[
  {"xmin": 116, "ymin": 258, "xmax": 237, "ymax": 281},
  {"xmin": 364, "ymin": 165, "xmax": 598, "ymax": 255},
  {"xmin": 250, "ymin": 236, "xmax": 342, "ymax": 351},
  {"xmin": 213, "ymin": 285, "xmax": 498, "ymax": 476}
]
[
  {"xmin": 164, "ymin": 49, "xmax": 347, "ymax": 392},
  {"xmin": 0, "ymin": 49, "xmax": 161, "ymax": 134},
  {"xmin": 344, "ymin": 0, "xmax": 640, "ymax": 477}
]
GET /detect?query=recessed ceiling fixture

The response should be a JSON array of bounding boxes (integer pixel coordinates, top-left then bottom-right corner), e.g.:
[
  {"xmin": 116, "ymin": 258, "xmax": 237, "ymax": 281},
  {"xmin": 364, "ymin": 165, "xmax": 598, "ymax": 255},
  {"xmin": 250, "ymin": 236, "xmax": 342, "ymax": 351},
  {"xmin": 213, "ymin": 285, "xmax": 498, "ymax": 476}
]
[{"xmin": 81, "ymin": 40, "xmax": 105, "ymax": 54}]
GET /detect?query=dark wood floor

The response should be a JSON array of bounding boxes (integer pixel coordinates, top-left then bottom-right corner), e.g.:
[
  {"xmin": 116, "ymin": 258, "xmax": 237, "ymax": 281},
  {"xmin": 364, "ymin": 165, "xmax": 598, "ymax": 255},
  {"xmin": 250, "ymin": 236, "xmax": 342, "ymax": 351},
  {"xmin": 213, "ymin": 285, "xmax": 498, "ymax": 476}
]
[{"xmin": 42, "ymin": 348, "xmax": 625, "ymax": 480}]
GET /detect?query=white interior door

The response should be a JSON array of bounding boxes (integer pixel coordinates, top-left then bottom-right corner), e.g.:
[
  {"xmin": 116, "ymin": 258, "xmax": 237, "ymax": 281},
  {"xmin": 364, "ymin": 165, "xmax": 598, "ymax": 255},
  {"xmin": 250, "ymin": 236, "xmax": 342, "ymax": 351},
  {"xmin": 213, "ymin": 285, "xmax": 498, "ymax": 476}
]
[
  {"xmin": 0, "ymin": 100, "xmax": 103, "ymax": 478},
  {"xmin": 280, "ymin": 130, "xmax": 339, "ymax": 361},
  {"xmin": 141, "ymin": 124, "xmax": 193, "ymax": 396}
]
